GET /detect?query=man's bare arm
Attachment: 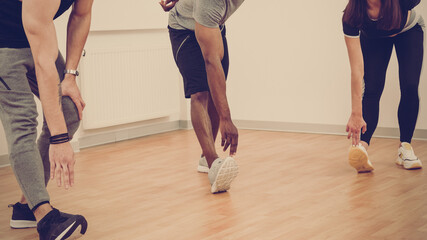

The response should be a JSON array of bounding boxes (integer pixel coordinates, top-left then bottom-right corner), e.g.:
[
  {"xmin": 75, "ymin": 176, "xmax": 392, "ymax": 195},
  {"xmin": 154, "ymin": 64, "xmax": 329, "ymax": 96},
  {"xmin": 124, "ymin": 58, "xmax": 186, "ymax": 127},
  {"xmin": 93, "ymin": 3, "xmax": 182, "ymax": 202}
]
[
  {"xmin": 22, "ymin": 0, "xmax": 75, "ymax": 189},
  {"xmin": 195, "ymin": 22, "xmax": 238, "ymax": 155},
  {"xmin": 61, "ymin": 0, "xmax": 94, "ymax": 120},
  {"xmin": 22, "ymin": 0, "xmax": 66, "ymax": 135}
]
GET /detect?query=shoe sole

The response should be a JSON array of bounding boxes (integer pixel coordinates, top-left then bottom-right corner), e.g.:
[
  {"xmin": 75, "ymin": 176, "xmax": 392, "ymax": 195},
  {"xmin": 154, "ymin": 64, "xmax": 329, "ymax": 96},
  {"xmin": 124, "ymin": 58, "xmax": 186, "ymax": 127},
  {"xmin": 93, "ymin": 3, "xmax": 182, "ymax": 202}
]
[
  {"xmin": 396, "ymin": 157, "xmax": 422, "ymax": 170},
  {"xmin": 10, "ymin": 220, "xmax": 37, "ymax": 229},
  {"xmin": 197, "ymin": 165, "xmax": 209, "ymax": 173},
  {"xmin": 349, "ymin": 147, "xmax": 374, "ymax": 173},
  {"xmin": 210, "ymin": 158, "xmax": 239, "ymax": 194},
  {"xmin": 56, "ymin": 216, "xmax": 87, "ymax": 240}
]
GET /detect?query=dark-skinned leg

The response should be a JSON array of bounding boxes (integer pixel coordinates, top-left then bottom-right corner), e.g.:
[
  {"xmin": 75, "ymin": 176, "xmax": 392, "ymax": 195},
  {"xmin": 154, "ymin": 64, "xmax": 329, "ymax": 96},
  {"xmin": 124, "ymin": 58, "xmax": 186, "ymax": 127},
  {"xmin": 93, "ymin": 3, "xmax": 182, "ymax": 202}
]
[
  {"xmin": 200, "ymin": 93, "xmax": 220, "ymax": 160},
  {"xmin": 191, "ymin": 91, "xmax": 218, "ymax": 168},
  {"xmin": 207, "ymin": 93, "xmax": 220, "ymax": 143}
]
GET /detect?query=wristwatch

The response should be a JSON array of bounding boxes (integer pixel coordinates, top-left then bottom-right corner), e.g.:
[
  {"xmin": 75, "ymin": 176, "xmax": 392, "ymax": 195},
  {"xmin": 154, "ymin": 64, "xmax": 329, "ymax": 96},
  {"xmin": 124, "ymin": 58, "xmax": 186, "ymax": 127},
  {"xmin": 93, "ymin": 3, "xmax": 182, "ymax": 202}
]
[{"xmin": 64, "ymin": 69, "xmax": 79, "ymax": 76}]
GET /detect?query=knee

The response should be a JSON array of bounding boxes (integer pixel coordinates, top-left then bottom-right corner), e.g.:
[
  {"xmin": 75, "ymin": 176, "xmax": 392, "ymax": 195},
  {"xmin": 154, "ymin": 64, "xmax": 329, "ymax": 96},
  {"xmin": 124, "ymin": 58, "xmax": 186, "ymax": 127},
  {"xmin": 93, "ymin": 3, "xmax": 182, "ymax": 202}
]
[
  {"xmin": 191, "ymin": 91, "xmax": 209, "ymax": 104},
  {"xmin": 401, "ymin": 82, "xmax": 419, "ymax": 97}
]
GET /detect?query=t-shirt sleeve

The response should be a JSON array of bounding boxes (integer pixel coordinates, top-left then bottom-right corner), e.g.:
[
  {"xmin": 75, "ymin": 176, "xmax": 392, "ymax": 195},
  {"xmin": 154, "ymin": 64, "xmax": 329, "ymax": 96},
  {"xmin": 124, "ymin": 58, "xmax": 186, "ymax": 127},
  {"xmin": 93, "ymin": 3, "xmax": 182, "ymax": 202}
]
[
  {"xmin": 343, "ymin": 21, "xmax": 360, "ymax": 38},
  {"xmin": 193, "ymin": 0, "xmax": 226, "ymax": 28},
  {"xmin": 401, "ymin": 0, "xmax": 421, "ymax": 10}
]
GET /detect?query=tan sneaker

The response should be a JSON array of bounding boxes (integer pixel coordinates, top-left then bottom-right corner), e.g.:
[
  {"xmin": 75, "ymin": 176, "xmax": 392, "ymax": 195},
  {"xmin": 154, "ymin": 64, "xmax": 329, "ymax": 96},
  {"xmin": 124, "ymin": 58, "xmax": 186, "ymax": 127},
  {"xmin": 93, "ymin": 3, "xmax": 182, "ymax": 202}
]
[
  {"xmin": 349, "ymin": 144, "xmax": 374, "ymax": 173},
  {"xmin": 396, "ymin": 142, "xmax": 422, "ymax": 170}
]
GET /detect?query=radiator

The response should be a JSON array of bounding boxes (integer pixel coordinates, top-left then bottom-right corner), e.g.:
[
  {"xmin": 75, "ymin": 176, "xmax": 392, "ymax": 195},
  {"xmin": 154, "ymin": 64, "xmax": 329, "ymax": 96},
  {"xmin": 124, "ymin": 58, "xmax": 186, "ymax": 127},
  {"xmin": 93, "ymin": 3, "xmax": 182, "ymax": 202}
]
[{"xmin": 79, "ymin": 48, "xmax": 180, "ymax": 129}]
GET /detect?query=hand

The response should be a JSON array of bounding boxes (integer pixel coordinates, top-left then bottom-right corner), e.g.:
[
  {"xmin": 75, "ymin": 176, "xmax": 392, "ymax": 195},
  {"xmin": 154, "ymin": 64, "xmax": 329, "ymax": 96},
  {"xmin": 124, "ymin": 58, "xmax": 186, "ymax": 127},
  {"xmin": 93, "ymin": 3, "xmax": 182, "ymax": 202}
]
[
  {"xmin": 159, "ymin": 0, "xmax": 179, "ymax": 12},
  {"xmin": 49, "ymin": 142, "xmax": 75, "ymax": 189},
  {"xmin": 61, "ymin": 75, "xmax": 86, "ymax": 120},
  {"xmin": 346, "ymin": 113, "xmax": 367, "ymax": 146},
  {"xmin": 220, "ymin": 119, "xmax": 239, "ymax": 156}
]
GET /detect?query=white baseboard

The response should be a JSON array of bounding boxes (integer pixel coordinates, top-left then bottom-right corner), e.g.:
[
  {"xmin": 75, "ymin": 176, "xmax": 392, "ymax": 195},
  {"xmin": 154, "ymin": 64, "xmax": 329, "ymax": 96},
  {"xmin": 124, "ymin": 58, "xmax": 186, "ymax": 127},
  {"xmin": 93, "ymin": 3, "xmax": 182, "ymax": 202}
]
[
  {"xmin": 1, "ymin": 119, "xmax": 425, "ymax": 168},
  {"xmin": 0, "ymin": 154, "xmax": 9, "ymax": 168},
  {"xmin": 234, "ymin": 120, "xmax": 427, "ymax": 141},
  {"xmin": 78, "ymin": 120, "xmax": 181, "ymax": 149}
]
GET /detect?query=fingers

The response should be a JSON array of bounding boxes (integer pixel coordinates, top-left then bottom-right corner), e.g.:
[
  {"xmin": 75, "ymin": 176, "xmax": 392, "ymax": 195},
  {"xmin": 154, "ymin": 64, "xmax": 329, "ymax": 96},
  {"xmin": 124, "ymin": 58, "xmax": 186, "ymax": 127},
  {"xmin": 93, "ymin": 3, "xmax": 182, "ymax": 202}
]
[
  {"xmin": 352, "ymin": 131, "xmax": 360, "ymax": 146},
  {"xmin": 159, "ymin": 0, "xmax": 177, "ymax": 11},
  {"xmin": 351, "ymin": 129, "xmax": 360, "ymax": 146},
  {"xmin": 50, "ymin": 159, "xmax": 55, "ymax": 180},
  {"xmin": 222, "ymin": 132, "xmax": 238, "ymax": 156},
  {"xmin": 55, "ymin": 164, "xmax": 62, "ymax": 187},
  {"xmin": 362, "ymin": 123, "xmax": 367, "ymax": 134},
  {"xmin": 62, "ymin": 164, "xmax": 70, "ymax": 189},
  {"xmin": 71, "ymin": 96, "xmax": 84, "ymax": 120},
  {"xmin": 69, "ymin": 162, "xmax": 75, "ymax": 187},
  {"xmin": 223, "ymin": 134, "xmax": 231, "ymax": 152},
  {"xmin": 230, "ymin": 134, "xmax": 238, "ymax": 156}
]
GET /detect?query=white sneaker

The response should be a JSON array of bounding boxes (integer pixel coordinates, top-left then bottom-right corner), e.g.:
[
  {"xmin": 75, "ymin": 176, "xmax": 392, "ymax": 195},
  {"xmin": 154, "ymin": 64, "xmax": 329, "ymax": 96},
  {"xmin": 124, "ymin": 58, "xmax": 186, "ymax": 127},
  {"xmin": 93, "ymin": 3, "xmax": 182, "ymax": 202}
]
[
  {"xmin": 208, "ymin": 157, "xmax": 239, "ymax": 193},
  {"xmin": 198, "ymin": 156, "xmax": 209, "ymax": 173},
  {"xmin": 396, "ymin": 142, "xmax": 422, "ymax": 170},
  {"xmin": 348, "ymin": 144, "xmax": 374, "ymax": 173}
]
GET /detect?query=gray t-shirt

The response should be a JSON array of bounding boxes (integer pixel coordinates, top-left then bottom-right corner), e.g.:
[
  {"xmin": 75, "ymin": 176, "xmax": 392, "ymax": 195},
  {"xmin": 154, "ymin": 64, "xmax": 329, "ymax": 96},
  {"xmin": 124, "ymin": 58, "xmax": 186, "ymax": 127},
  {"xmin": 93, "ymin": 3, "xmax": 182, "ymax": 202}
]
[{"xmin": 169, "ymin": 0, "xmax": 244, "ymax": 30}]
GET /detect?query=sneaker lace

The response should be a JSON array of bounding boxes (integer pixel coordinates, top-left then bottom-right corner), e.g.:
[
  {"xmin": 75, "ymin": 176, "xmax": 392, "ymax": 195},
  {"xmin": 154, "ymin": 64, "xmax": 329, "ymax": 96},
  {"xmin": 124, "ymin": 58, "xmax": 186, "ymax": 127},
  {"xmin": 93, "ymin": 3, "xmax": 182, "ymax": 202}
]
[
  {"xmin": 37, "ymin": 209, "xmax": 63, "ymax": 233},
  {"xmin": 401, "ymin": 147, "xmax": 417, "ymax": 160}
]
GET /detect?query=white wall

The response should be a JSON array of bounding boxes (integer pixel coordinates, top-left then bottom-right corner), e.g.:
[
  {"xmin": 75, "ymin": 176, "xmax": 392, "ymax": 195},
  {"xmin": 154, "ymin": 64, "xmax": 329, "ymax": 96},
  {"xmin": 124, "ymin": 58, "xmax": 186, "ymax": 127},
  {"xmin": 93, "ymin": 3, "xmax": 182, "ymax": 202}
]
[
  {"xmin": 226, "ymin": 1, "xmax": 426, "ymax": 131},
  {"xmin": 1, "ymin": 1, "xmax": 426, "ymax": 157}
]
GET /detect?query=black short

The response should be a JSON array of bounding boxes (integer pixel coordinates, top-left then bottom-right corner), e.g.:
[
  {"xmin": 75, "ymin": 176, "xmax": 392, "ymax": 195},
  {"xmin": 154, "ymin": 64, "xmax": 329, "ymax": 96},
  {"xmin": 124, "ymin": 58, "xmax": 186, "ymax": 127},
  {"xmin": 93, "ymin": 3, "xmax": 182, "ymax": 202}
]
[{"xmin": 169, "ymin": 26, "xmax": 229, "ymax": 99}]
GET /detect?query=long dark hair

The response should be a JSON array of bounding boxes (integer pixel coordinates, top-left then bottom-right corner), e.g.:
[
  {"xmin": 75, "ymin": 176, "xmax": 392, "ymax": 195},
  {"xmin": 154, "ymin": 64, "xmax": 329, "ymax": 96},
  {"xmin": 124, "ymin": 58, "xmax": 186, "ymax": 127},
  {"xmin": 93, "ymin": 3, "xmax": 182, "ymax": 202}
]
[{"xmin": 343, "ymin": 0, "xmax": 402, "ymax": 31}]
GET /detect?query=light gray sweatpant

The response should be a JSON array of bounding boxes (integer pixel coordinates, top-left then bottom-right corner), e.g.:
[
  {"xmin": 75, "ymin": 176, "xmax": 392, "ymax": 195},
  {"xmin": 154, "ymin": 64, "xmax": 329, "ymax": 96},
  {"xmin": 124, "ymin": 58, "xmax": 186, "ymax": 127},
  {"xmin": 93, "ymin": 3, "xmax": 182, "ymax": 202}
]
[{"xmin": 0, "ymin": 48, "xmax": 80, "ymax": 210}]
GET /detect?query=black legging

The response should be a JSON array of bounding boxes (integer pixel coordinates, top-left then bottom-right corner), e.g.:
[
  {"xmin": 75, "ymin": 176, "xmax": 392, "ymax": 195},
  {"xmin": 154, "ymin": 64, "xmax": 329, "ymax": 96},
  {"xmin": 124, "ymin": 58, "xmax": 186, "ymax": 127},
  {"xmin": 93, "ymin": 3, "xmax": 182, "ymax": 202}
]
[{"xmin": 360, "ymin": 24, "xmax": 424, "ymax": 145}]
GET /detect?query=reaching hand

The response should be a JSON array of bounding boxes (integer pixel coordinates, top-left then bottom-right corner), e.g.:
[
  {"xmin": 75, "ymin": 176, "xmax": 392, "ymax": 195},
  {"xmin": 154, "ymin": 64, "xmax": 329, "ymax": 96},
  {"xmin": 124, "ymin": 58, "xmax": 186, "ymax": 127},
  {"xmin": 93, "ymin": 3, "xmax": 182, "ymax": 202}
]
[
  {"xmin": 220, "ymin": 119, "xmax": 239, "ymax": 156},
  {"xmin": 49, "ymin": 142, "xmax": 75, "ymax": 189},
  {"xmin": 159, "ymin": 0, "xmax": 179, "ymax": 12},
  {"xmin": 61, "ymin": 75, "xmax": 86, "ymax": 120},
  {"xmin": 346, "ymin": 113, "xmax": 367, "ymax": 146}
]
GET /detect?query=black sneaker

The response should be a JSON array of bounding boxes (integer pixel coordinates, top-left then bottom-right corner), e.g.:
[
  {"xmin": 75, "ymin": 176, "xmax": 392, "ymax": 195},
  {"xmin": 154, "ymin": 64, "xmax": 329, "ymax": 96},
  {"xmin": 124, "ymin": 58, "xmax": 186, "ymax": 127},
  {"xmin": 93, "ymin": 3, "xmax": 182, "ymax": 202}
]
[
  {"xmin": 37, "ymin": 208, "xmax": 88, "ymax": 240},
  {"xmin": 8, "ymin": 202, "xmax": 37, "ymax": 229}
]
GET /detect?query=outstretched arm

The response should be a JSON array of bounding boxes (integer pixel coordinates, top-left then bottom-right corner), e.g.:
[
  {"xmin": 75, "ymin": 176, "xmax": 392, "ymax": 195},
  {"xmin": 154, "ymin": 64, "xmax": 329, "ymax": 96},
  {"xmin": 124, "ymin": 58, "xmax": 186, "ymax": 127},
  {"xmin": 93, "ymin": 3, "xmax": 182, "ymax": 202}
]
[
  {"xmin": 195, "ymin": 22, "xmax": 238, "ymax": 156},
  {"xmin": 345, "ymin": 36, "xmax": 367, "ymax": 146},
  {"xmin": 22, "ymin": 0, "xmax": 73, "ymax": 189}
]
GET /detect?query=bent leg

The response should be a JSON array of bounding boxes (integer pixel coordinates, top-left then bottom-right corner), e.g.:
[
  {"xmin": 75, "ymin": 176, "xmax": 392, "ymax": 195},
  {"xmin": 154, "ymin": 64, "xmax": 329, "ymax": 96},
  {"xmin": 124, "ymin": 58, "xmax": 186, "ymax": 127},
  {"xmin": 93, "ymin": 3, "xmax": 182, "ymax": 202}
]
[{"xmin": 0, "ymin": 48, "xmax": 50, "ymax": 210}]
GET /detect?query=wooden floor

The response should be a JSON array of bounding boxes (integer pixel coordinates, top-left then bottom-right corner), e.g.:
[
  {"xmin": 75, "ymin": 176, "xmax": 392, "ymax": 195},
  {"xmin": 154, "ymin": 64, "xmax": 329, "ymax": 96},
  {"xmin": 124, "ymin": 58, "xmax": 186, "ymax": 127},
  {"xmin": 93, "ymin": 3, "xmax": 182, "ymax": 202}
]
[{"xmin": 1, "ymin": 130, "xmax": 427, "ymax": 240}]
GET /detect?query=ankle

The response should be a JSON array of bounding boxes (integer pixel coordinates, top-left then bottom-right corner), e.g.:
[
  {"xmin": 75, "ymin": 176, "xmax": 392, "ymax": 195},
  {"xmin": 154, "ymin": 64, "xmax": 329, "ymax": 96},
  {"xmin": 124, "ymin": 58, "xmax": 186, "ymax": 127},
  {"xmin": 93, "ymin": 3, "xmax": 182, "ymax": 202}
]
[
  {"xmin": 33, "ymin": 203, "xmax": 53, "ymax": 222},
  {"xmin": 360, "ymin": 141, "xmax": 369, "ymax": 150},
  {"xmin": 205, "ymin": 155, "xmax": 219, "ymax": 168},
  {"xmin": 20, "ymin": 196, "xmax": 28, "ymax": 205}
]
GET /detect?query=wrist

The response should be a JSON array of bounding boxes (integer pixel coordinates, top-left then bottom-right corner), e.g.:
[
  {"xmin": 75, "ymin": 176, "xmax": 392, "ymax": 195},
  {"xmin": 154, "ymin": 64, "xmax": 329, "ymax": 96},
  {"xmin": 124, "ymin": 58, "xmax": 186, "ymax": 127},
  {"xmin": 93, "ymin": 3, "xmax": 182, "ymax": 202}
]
[
  {"xmin": 64, "ymin": 69, "xmax": 79, "ymax": 77},
  {"xmin": 220, "ymin": 116, "xmax": 232, "ymax": 122},
  {"xmin": 351, "ymin": 111, "xmax": 362, "ymax": 117},
  {"xmin": 50, "ymin": 133, "xmax": 70, "ymax": 144},
  {"xmin": 63, "ymin": 74, "xmax": 77, "ymax": 81}
]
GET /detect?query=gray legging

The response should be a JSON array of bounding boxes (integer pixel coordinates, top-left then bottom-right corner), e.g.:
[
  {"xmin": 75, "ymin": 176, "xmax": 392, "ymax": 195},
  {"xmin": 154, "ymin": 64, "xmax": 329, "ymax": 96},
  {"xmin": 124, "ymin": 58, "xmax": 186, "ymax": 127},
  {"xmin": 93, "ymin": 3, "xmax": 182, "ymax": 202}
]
[{"xmin": 0, "ymin": 48, "xmax": 80, "ymax": 210}]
